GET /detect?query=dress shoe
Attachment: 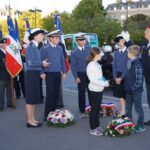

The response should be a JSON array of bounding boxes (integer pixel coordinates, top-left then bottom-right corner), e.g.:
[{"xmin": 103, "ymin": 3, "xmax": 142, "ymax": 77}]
[
  {"xmin": 144, "ymin": 120, "xmax": 150, "ymax": 125},
  {"xmin": 36, "ymin": 122, "xmax": 43, "ymax": 127},
  {"xmin": 27, "ymin": 123, "xmax": 40, "ymax": 128}
]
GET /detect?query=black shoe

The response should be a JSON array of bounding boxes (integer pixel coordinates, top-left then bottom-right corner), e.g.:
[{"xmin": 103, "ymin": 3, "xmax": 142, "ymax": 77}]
[
  {"xmin": 43, "ymin": 116, "xmax": 47, "ymax": 122},
  {"xmin": 27, "ymin": 123, "xmax": 41, "ymax": 128},
  {"xmin": 36, "ymin": 122, "xmax": 43, "ymax": 127},
  {"xmin": 144, "ymin": 120, "xmax": 150, "ymax": 125}
]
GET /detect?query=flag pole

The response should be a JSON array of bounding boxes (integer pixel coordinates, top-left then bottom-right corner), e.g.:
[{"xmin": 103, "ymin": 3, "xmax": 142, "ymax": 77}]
[{"xmin": 10, "ymin": 77, "xmax": 15, "ymax": 110}]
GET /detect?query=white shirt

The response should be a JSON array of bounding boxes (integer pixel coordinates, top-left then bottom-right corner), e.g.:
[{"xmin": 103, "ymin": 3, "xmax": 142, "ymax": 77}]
[
  {"xmin": 49, "ymin": 42, "xmax": 56, "ymax": 48},
  {"xmin": 119, "ymin": 46, "xmax": 127, "ymax": 53},
  {"xmin": 0, "ymin": 48, "xmax": 6, "ymax": 54},
  {"xmin": 32, "ymin": 40, "xmax": 38, "ymax": 47},
  {"xmin": 86, "ymin": 61, "xmax": 109, "ymax": 92},
  {"xmin": 77, "ymin": 45, "xmax": 84, "ymax": 51}
]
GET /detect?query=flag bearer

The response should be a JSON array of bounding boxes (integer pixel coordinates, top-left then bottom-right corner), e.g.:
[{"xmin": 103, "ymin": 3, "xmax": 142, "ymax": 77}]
[{"xmin": 0, "ymin": 37, "xmax": 12, "ymax": 111}]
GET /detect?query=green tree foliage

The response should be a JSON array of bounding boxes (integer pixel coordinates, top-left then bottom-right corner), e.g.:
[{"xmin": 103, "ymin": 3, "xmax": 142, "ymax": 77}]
[
  {"xmin": 127, "ymin": 14, "xmax": 150, "ymax": 44},
  {"xmin": 71, "ymin": 0, "xmax": 122, "ymax": 44},
  {"xmin": 0, "ymin": 11, "xmax": 42, "ymax": 42}
]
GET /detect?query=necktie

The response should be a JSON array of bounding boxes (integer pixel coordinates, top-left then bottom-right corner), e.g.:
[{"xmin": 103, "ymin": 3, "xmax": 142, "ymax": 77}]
[{"xmin": 82, "ymin": 48, "xmax": 84, "ymax": 51}]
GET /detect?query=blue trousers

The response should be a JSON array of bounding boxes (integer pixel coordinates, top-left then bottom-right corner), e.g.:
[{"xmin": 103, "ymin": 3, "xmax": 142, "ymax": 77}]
[{"xmin": 126, "ymin": 92, "xmax": 144, "ymax": 128}]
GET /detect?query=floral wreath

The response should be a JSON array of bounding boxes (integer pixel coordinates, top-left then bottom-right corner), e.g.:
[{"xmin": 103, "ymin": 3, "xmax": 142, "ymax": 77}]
[
  {"xmin": 47, "ymin": 109, "xmax": 75, "ymax": 128},
  {"xmin": 85, "ymin": 102, "xmax": 119, "ymax": 117},
  {"xmin": 104, "ymin": 117, "xmax": 135, "ymax": 137}
]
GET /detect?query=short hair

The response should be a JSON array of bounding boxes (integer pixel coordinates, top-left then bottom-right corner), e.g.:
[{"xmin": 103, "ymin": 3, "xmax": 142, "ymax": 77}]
[{"xmin": 128, "ymin": 45, "xmax": 140, "ymax": 56}]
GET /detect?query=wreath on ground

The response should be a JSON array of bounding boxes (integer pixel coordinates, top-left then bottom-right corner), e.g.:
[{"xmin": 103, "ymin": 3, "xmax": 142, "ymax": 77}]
[
  {"xmin": 104, "ymin": 117, "xmax": 135, "ymax": 137},
  {"xmin": 47, "ymin": 109, "xmax": 75, "ymax": 128},
  {"xmin": 85, "ymin": 102, "xmax": 119, "ymax": 117}
]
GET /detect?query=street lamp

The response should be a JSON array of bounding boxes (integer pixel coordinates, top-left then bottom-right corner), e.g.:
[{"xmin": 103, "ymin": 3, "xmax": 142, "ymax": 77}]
[
  {"xmin": 125, "ymin": 0, "xmax": 129, "ymax": 30},
  {"xmin": 15, "ymin": 10, "xmax": 22, "ymax": 17},
  {"xmin": 29, "ymin": 8, "xmax": 42, "ymax": 28}
]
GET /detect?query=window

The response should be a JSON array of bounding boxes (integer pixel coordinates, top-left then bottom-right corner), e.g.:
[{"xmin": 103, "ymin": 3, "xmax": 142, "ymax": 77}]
[{"xmin": 64, "ymin": 38, "xmax": 73, "ymax": 50}]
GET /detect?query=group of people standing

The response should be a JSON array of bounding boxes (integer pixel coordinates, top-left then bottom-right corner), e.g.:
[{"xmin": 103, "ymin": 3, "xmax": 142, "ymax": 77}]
[
  {"xmin": 25, "ymin": 29, "xmax": 67, "ymax": 127},
  {"xmin": 0, "ymin": 25, "xmax": 150, "ymax": 137}
]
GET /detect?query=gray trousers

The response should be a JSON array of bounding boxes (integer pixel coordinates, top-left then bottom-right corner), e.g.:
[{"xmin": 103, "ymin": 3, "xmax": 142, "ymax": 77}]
[
  {"xmin": 146, "ymin": 83, "xmax": 150, "ymax": 109},
  {"xmin": 0, "ymin": 80, "xmax": 12, "ymax": 108}
]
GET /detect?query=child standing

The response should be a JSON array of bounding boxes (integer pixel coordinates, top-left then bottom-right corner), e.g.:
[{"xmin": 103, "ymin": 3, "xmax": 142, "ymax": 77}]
[
  {"xmin": 86, "ymin": 47, "xmax": 109, "ymax": 136},
  {"xmin": 125, "ymin": 45, "xmax": 145, "ymax": 133},
  {"xmin": 113, "ymin": 35, "xmax": 128, "ymax": 116}
]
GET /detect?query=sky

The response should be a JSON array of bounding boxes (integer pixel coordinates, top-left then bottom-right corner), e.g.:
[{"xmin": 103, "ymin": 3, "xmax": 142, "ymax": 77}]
[
  {"xmin": 0, "ymin": 0, "xmax": 137, "ymax": 16},
  {"xmin": 0, "ymin": 0, "xmax": 116, "ymax": 15}
]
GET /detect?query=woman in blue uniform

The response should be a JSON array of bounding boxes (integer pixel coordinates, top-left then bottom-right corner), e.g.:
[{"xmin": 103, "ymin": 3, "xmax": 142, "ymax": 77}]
[
  {"xmin": 113, "ymin": 35, "xmax": 128, "ymax": 116},
  {"xmin": 25, "ymin": 28, "xmax": 49, "ymax": 128}
]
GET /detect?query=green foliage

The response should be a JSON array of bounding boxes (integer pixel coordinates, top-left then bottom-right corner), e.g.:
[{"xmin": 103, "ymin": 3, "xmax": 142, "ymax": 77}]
[
  {"xmin": 127, "ymin": 14, "xmax": 150, "ymax": 44},
  {"xmin": 71, "ymin": 0, "xmax": 122, "ymax": 44},
  {"xmin": 0, "ymin": 11, "xmax": 42, "ymax": 42}
]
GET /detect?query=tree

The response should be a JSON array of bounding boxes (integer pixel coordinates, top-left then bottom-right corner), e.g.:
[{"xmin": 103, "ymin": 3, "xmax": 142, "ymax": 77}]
[
  {"xmin": 0, "ymin": 11, "xmax": 42, "ymax": 41},
  {"xmin": 127, "ymin": 14, "xmax": 150, "ymax": 44},
  {"xmin": 71, "ymin": 0, "xmax": 122, "ymax": 44}
]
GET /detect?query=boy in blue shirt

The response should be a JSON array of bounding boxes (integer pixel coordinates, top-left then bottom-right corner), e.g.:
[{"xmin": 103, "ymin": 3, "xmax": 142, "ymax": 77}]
[{"xmin": 125, "ymin": 45, "xmax": 145, "ymax": 133}]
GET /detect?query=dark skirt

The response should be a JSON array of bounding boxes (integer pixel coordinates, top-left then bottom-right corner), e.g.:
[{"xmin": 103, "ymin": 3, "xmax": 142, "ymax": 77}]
[
  {"xmin": 25, "ymin": 70, "xmax": 41, "ymax": 104},
  {"xmin": 113, "ymin": 72, "xmax": 126, "ymax": 99}
]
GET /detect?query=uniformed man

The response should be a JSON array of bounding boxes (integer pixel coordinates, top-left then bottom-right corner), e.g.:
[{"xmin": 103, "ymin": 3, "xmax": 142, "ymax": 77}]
[
  {"xmin": 141, "ymin": 25, "xmax": 150, "ymax": 125},
  {"xmin": 41, "ymin": 30, "xmax": 67, "ymax": 121},
  {"xmin": 0, "ymin": 37, "xmax": 13, "ymax": 111},
  {"xmin": 70, "ymin": 34, "xmax": 91, "ymax": 118}
]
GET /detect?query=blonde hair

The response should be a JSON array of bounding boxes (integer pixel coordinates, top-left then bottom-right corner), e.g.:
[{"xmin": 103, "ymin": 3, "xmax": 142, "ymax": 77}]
[{"xmin": 128, "ymin": 45, "xmax": 140, "ymax": 57}]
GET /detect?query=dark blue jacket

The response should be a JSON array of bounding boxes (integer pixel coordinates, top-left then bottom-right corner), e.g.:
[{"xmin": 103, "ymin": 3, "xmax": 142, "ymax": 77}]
[
  {"xmin": 141, "ymin": 42, "xmax": 150, "ymax": 83},
  {"xmin": 25, "ymin": 42, "xmax": 42, "ymax": 71},
  {"xmin": 70, "ymin": 45, "xmax": 90, "ymax": 78},
  {"xmin": 125, "ymin": 58, "xmax": 143, "ymax": 94},
  {"xmin": 41, "ymin": 43, "xmax": 66, "ymax": 73},
  {"xmin": 0, "ymin": 50, "xmax": 11, "ymax": 81}
]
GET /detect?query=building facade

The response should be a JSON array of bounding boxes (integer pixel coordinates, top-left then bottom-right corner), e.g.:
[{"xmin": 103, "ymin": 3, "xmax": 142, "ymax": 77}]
[{"xmin": 106, "ymin": 0, "xmax": 150, "ymax": 21}]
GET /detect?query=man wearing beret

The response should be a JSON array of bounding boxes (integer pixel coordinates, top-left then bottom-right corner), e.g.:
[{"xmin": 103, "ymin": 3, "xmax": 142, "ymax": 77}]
[
  {"xmin": 141, "ymin": 25, "xmax": 150, "ymax": 125},
  {"xmin": 41, "ymin": 30, "xmax": 67, "ymax": 121},
  {"xmin": 0, "ymin": 37, "xmax": 12, "ymax": 111}
]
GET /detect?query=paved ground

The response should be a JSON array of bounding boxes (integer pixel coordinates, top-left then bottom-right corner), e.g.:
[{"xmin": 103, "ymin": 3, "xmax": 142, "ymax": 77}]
[{"xmin": 0, "ymin": 72, "xmax": 150, "ymax": 150}]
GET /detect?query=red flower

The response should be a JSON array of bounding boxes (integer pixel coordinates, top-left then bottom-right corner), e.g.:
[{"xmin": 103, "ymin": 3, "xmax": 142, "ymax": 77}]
[
  {"xmin": 58, "ymin": 118, "xmax": 60, "ymax": 123},
  {"xmin": 62, "ymin": 114, "xmax": 65, "ymax": 117}
]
